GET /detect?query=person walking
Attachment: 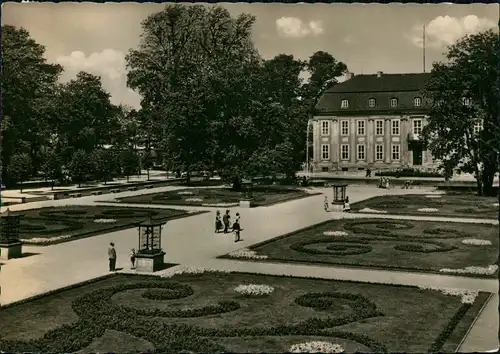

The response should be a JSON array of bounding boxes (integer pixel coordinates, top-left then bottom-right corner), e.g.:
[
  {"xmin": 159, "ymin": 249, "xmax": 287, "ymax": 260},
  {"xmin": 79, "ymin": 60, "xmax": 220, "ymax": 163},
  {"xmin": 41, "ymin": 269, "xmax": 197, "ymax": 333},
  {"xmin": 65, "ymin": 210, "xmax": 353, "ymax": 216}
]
[
  {"xmin": 233, "ymin": 212, "xmax": 241, "ymax": 242},
  {"xmin": 129, "ymin": 248, "xmax": 136, "ymax": 269},
  {"xmin": 222, "ymin": 210, "xmax": 231, "ymax": 234},
  {"xmin": 324, "ymin": 196, "xmax": 329, "ymax": 212},
  {"xmin": 108, "ymin": 242, "xmax": 117, "ymax": 272},
  {"xmin": 215, "ymin": 210, "xmax": 223, "ymax": 233}
]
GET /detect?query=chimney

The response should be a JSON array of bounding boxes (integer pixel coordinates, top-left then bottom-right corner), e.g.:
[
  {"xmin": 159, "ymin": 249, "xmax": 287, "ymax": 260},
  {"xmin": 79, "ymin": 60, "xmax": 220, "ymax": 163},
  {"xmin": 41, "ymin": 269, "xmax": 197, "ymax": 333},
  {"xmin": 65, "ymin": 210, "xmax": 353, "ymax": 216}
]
[
  {"xmin": 376, "ymin": 71, "xmax": 383, "ymax": 78},
  {"xmin": 347, "ymin": 72, "xmax": 355, "ymax": 80}
]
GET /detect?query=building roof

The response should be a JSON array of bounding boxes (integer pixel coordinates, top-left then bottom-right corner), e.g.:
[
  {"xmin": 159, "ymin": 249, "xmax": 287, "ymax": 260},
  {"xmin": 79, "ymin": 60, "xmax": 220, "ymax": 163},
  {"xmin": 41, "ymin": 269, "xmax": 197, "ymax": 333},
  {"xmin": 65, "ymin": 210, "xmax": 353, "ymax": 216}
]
[
  {"xmin": 325, "ymin": 73, "xmax": 431, "ymax": 93},
  {"xmin": 316, "ymin": 72, "xmax": 430, "ymax": 115}
]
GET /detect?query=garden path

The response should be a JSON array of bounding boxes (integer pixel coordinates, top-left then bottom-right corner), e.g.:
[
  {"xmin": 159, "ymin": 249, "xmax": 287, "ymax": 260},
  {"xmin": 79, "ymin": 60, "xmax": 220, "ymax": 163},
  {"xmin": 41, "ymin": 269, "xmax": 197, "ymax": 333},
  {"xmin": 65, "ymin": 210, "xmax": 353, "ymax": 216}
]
[{"xmin": 0, "ymin": 184, "xmax": 497, "ymax": 351}]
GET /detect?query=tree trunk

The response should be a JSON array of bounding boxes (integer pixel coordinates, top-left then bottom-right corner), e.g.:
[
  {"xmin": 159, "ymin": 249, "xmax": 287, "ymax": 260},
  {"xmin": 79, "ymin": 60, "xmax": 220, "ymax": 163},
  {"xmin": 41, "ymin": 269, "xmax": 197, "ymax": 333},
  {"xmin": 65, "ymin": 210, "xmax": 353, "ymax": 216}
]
[
  {"xmin": 232, "ymin": 176, "xmax": 242, "ymax": 191},
  {"xmin": 51, "ymin": 180, "xmax": 54, "ymax": 191},
  {"xmin": 127, "ymin": 175, "xmax": 130, "ymax": 183},
  {"xmin": 186, "ymin": 171, "xmax": 191, "ymax": 186},
  {"xmin": 482, "ymin": 165, "xmax": 496, "ymax": 197},
  {"xmin": 147, "ymin": 168, "xmax": 150, "ymax": 181},
  {"xmin": 20, "ymin": 182, "xmax": 23, "ymax": 193}
]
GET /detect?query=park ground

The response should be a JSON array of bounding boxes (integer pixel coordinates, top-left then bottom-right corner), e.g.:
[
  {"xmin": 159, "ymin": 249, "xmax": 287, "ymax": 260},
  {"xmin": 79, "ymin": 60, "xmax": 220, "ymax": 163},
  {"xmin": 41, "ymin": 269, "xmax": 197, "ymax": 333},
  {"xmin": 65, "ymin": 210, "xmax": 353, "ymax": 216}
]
[{"xmin": 0, "ymin": 182, "xmax": 498, "ymax": 352}]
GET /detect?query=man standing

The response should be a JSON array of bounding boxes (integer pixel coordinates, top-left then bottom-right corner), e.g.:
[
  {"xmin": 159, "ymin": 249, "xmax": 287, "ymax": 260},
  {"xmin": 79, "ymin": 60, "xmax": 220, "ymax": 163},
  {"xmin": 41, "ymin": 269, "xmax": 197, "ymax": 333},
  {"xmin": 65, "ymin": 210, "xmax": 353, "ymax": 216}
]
[
  {"xmin": 108, "ymin": 242, "xmax": 117, "ymax": 272},
  {"xmin": 222, "ymin": 210, "xmax": 231, "ymax": 234}
]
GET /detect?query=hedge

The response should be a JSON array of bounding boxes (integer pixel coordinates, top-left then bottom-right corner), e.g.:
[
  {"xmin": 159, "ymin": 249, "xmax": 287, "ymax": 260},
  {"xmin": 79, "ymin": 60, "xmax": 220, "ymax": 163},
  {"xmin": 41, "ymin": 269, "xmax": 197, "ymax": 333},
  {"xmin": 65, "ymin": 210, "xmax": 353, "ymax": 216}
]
[{"xmin": 375, "ymin": 168, "xmax": 443, "ymax": 178}]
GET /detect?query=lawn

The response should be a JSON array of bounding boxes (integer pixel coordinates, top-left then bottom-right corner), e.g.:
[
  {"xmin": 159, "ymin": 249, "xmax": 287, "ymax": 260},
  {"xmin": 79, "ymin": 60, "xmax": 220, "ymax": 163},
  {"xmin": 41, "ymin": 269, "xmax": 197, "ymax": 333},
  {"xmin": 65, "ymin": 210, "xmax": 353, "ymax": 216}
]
[
  {"xmin": 12, "ymin": 205, "xmax": 197, "ymax": 245},
  {"xmin": 351, "ymin": 192, "xmax": 499, "ymax": 219},
  {"xmin": 0, "ymin": 271, "xmax": 490, "ymax": 353},
  {"xmin": 221, "ymin": 219, "xmax": 499, "ymax": 278},
  {"xmin": 116, "ymin": 186, "xmax": 318, "ymax": 207}
]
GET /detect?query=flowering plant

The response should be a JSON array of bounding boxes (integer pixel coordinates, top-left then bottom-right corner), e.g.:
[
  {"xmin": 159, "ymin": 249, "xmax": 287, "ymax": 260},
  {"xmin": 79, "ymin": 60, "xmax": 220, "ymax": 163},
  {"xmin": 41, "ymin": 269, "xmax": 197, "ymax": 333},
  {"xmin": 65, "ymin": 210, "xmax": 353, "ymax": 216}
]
[
  {"xmin": 418, "ymin": 285, "xmax": 478, "ymax": 304},
  {"xmin": 228, "ymin": 248, "xmax": 268, "ymax": 259},
  {"xmin": 93, "ymin": 218, "xmax": 117, "ymax": 223},
  {"xmin": 359, "ymin": 208, "xmax": 387, "ymax": 214},
  {"xmin": 289, "ymin": 341, "xmax": 344, "ymax": 353},
  {"xmin": 185, "ymin": 198, "xmax": 203, "ymax": 202},
  {"xmin": 203, "ymin": 203, "xmax": 238, "ymax": 207},
  {"xmin": 425, "ymin": 195, "xmax": 442, "ymax": 198},
  {"xmin": 177, "ymin": 191, "xmax": 193, "ymax": 195},
  {"xmin": 493, "ymin": 203, "xmax": 499, "ymax": 207},
  {"xmin": 439, "ymin": 264, "xmax": 498, "ymax": 275},
  {"xmin": 461, "ymin": 238, "xmax": 492, "ymax": 246},
  {"xmin": 161, "ymin": 266, "xmax": 231, "ymax": 278},
  {"xmin": 417, "ymin": 208, "xmax": 438, "ymax": 212},
  {"xmin": 23, "ymin": 235, "xmax": 73, "ymax": 244},
  {"xmin": 323, "ymin": 231, "xmax": 349, "ymax": 236},
  {"xmin": 234, "ymin": 284, "xmax": 274, "ymax": 296}
]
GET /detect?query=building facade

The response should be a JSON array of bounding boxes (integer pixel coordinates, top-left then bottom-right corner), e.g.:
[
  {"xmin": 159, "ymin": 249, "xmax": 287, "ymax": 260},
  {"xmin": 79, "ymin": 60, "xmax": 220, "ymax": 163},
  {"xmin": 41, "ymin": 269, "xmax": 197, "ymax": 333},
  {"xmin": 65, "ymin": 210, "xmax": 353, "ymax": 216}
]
[{"xmin": 311, "ymin": 71, "xmax": 437, "ymax": 172}]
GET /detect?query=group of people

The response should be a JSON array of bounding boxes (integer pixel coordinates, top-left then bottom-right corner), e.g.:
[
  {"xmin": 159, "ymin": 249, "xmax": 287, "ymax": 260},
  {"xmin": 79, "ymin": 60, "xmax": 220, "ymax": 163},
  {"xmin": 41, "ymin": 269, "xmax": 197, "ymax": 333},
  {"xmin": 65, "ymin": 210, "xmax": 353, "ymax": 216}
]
[
  {"xmin": 215, "ymin": 209, "xmax": 242, "ymax": 242},
  {"xmin": 108, "ymin": 242, "xmax": 137, "ymax": 272},
  {"xmin": 378, "ymin": 177, "xmax": 391, "ymax": 189},
  {"xmin": 324, "ymin": 195, "xmax": 351, "ymax": 212}
]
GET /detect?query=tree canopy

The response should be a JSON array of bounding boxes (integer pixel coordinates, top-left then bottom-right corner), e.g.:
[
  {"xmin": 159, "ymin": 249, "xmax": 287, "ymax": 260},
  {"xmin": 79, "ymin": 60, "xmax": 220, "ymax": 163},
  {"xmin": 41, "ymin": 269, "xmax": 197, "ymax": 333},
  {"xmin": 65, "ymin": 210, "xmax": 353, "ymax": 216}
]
[{"xmin": 422, "ymin": 29, "xmax": 499, "ymax": 196}]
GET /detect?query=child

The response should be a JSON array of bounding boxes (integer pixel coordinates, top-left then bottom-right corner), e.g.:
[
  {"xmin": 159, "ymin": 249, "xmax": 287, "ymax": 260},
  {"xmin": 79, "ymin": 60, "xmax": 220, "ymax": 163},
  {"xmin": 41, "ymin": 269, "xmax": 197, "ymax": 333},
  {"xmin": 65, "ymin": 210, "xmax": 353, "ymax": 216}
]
[
  {"xmin": 343, "ymin": 196, "xmax": 351, "ymax": 212},
  {"xmin": 129, "ymin": 248, "xmax": 136, "ymax": 269},
  {"xmin": 233, "ymin": 212, "xmax": 241, "ymax": 242},
  {"xmin": 215, "ymin": 210, "xmax": 223, "ymax": 233},
  {"xmin": 324, "ymin": 196, "xmax": 329, "ymax": 212}
]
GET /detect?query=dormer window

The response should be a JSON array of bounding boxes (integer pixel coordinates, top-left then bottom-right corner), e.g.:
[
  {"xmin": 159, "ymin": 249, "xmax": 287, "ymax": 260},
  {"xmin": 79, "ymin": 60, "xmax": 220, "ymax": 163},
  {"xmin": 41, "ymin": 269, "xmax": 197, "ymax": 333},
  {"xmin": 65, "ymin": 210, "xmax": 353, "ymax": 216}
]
[
  {"xmin": 368, "ymin": 98, "xmax": 376, "ymax": 108},
  {"xmin": 341, "ymin": 99, "xmax": 349, "ymax": 109},
  {"xmin": 390, "ymin": 98, "xmax": 398, "ymax": 107},
  {"xmin": 413, "ymin": 97, "xmax": 422, "ymax": 107},
  {"xmin": 462, "ymin": 97, "xmax": 472, "ymax": 106}
]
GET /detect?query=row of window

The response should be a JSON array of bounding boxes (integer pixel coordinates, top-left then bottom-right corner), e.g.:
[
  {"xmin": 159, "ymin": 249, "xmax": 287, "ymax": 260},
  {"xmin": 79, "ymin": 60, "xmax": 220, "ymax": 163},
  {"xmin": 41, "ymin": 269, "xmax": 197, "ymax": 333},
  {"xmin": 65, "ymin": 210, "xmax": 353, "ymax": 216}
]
[
  {"xmin": 320, "ymin": 119, "xmax": 423, "ymax": 136},
  {"xmin": 321, "ymin": 144, "xmax": 400, "ymax": 161},
  {"xmin": 340, "ymin": 97, "xmax": 422, "ymax": 109}
]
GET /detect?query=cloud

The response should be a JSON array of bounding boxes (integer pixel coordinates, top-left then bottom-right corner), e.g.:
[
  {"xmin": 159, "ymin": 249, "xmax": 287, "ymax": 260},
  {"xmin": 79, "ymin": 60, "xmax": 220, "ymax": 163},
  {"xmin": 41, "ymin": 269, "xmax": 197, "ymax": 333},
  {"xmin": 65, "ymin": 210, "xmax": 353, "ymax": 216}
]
[
  {"xmin": 276, "ymin": 17, "xmax": 324, "ymax": 38},
  {"xmin": 408, "ymin": 15, "xmax": 497, "ymax": 48},
  {"xmin": 343, "ymin": 35, "xmax": 357, "ymax": 44},
  {"xmin": 56, "ymin": 49, "xmax": 141, "ymax": 108}
]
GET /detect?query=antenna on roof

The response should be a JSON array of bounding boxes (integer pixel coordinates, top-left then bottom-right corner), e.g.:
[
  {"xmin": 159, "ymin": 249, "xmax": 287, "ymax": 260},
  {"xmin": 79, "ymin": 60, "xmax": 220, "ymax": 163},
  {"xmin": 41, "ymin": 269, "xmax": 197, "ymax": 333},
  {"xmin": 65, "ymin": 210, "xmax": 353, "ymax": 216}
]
[{"xmin": 423, "ymin": 25, "xmax": 426, "ymax": 73}]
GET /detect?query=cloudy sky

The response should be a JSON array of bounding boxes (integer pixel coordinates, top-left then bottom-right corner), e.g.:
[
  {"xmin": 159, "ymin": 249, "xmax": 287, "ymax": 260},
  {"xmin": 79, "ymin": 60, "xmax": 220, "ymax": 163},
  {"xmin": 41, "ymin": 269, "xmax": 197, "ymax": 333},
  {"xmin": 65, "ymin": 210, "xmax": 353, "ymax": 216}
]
[{"xmin": 3, "ymin": 2, "xmax": 498, "ymax": 109}]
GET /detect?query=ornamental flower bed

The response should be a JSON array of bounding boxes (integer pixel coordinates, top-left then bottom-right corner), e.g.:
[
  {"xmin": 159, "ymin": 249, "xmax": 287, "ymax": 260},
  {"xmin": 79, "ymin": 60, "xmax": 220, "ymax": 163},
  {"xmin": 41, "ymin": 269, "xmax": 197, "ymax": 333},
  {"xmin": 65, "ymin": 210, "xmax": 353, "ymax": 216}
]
[
  {"xmin": 185, "ymin": 198, "xmax": 203, "ymax": 202},
  {"xmin": 418, "ymin": 208, "xmax": 439, "ymax": 212},
  {"xmin": 234, "ymin": 284, "xmax": 274, "ymax": 296},
  {"xmin": 289, "ymin": 341, "xmax": 344, "ymax": 353},
  {"xmin": 228, "ymin": 248, "xmax": 268, "ymax": 259},
  {"xmin": 461, "ymin": 239, "xmax": 492, "ymax": 246},
  {"xmin": 323, "ymin": 231, "xmax": 349, "ymax": 237},
  {"xmin": 177, "ymin": 191, "xmax": 193, "ymax": 195},
  {"xmin": 359, "ymin": 208, "xmax": 387, "ymax": 214},
  {"xmin": 439, "ymin": 265, "xmax": 498, "ymax": 275},
  {"xmin": 425, "ymin": 195, "xmax": 442, "ymax": 198},
  {"xmin": 221, "ymin": 218, "xmax": 499, "ymax": 278},
  {"xmin": 0, "ymin": 272, "xmax": 490, "ymax": 353},
  {"xmin": 202, "ymin": 203, "xmax": 239, "ymax": 207},
  {"xmin": 22, "ymin": 234, "xmax": 74, "ymax": 244},
  {"xmin": 418, "ymin": 286, "xmax": 478, "ymax": 304},
  {"xmin": 93, "ymin": 219, "xmax": 117, "ymax": 223},
  {"xmin": 160, "ymin": 266, "xmax": 232, "ymax": 278}
]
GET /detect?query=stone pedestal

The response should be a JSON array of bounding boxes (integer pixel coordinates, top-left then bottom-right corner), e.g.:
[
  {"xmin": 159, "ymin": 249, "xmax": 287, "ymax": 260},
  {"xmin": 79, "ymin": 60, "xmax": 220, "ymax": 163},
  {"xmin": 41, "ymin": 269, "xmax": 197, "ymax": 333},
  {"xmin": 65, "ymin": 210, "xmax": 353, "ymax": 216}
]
[
  {"xmin": 330, "ymin": 202, "xmax": 344, "ymax": 213},
  {"xmin": 239, "ymin": 199, "xmax": 254, "ymax": 208},
  {"xmin": 135, "ymin": 251, "xmax": 166, "ymax": 272},
  {"xmin": 0, "ymin": 242, "xmax": 23, "ymax": 260}
]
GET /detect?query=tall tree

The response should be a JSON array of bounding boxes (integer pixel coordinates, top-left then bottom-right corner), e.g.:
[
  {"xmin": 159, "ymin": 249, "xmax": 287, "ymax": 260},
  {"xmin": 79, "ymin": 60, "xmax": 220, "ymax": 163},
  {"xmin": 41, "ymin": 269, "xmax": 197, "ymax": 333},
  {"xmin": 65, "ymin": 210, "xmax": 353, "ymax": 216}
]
[
  {"xmin": 1, "ymin": 25, "xmax": 63, "ymax": 184},
  {"xmin": 422, "ymin": 30, "xmax": 499, "ymax": 196},
  {"xmin": 7, "ymin": 153, "xmax": 32, "ymax": 193},
  {"xmin": 40, "ymin": 150, "xmax": 63, "ymax": 189},
  {"xmin": 68, "ymin": 150, "xmax": 92, "ymax": 188}
]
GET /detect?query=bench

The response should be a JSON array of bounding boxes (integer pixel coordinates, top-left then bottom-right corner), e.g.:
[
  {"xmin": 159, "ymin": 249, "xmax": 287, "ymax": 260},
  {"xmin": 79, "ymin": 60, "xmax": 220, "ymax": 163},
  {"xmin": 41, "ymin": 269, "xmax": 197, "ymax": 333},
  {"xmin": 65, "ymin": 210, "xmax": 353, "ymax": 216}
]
[
  {"xmin": 309, "ymin": 179, "xmax": 327, "ymax": 187},
  {"xmin": 90, "ymin": 191, "xmax": 103, "ymax": 196},
  {"xmin": 110, "ymin": 189, "xmax": 120, "ymax": 193},
  {"xmin": 128, "ymin": 187, "xmax": 138, "ymax": 191},
  {"xmin": 144, "ymin": 185, "xmax": 154, "ymax": 189},
  {"xmin": 69, "ymin": 193, "xmax": 82, "ymax": 198}
]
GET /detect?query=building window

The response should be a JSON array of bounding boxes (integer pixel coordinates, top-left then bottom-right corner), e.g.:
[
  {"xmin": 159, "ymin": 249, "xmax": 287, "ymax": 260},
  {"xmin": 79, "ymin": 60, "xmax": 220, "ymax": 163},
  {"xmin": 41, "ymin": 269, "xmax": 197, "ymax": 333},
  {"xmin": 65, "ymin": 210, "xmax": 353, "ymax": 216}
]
[
  {"xmin": 390, "ymin": 98, "xmax": 398, "ymax": 107},
  {"xmin": 357, "ymin": 144, "xmax": 366, "ymax": 161},
  {"xmin": 341, "ymin": 99, "xmax": 349, "ymax": 109},
  {"xmin": 391, "ymin": 119, "xmax": 400, "ymax": 135},
  {"xmin": 414, "ymin": 97, "xmax": 422, "ymax": 107},
  {"xmin": 357, "ymin": 120, "xmax": 366, "ymax": 135},
  {"xmin": 392, "ymin": 144, "xmax": 400, "ymax": 160},
  {"xmin": 368, "ymin": 98, "xmax": 376, "ymax": 108},
  {"xmin": 473, "ymin": 119, "xmax": 483, "ymax": 134},
  {"xmin": 375, "ymin": 120, "xmax": 384, "ymax": 135},
  {"xmin": 321, "ymin": 121, "xmax": 330, "ymax": 136},
  {"xmin": 341, "ymin": 144, "xmax": 349, "ymax": 160},
  {"xmin": 375, "ymin": 145, "xmax": 384, "ymax": 161},
  {"xmin": 413, "ymin": 119, "xmax": 422, "ymax": 135},
  {"xmin": 341, "ymin": 120, "xmax": 349, "ymax": 135},
  {"xmin": 321, "ymin": 144, "xmax": 330, "ymax": 160}
]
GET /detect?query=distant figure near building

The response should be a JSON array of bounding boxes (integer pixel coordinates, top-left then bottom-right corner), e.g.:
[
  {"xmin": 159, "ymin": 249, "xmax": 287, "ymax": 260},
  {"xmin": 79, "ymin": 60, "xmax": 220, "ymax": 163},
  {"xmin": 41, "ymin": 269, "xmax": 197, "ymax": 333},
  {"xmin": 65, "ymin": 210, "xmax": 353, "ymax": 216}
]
[
  {"xmin": 233, "ymin": 212, "xmax": 241, "ymax": 242},
  {"xmin": 215, "ymin": 210, "xmax": 223, "ymax": 233},
  {"xmin": 108, "ymin": 242, "xmax": 117, "ymax": 272},
  {"xmin": 129, "ymin": 248, "xmax": 136, "ymax": 269},
  {"xmin": 324, "ymin": 196, "xmax": 329, "ymax": 212},
  {"xmin": 223, "ymin": 210, "xmax": 231, "ymax": 234},
  {"xmin": 366, "ymin": 168, "xmax": 372, "ymax": 178},
  {"xmin": 343, "ymin": 196, "xmax": 351, "ymax": 212}
]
